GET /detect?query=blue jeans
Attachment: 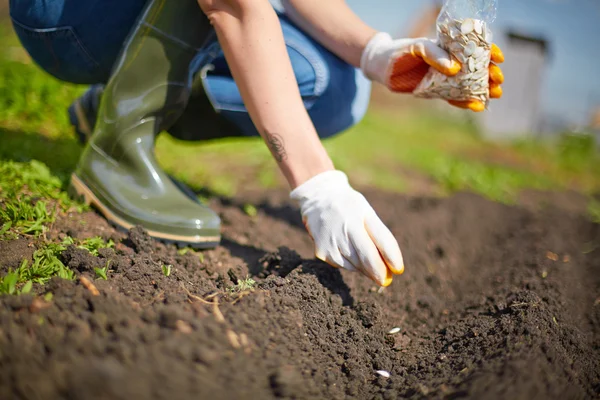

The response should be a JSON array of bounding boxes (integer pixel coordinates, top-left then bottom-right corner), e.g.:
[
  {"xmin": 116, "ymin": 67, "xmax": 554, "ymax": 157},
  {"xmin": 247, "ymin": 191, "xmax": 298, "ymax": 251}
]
[{"xmin": 9, "ymin": 0, "xmax": 371, "ymax": 139}]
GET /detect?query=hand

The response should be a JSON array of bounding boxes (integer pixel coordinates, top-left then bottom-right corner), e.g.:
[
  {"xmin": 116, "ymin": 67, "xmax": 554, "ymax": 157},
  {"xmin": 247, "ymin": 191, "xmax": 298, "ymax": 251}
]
[
  {"xmin": 360, "ymin": 32, "xmax": 505, "ymax": 112},
  {"xmin": 290, "ymin": 170, "xmax": 404, "ymax": 287}
]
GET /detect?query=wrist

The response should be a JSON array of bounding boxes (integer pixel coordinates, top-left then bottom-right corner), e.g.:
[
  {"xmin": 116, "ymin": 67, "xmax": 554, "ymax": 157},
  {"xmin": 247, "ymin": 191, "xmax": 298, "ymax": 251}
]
[
  {"xmin": 285, "ymin": 160, "xmax": 335, "ymax": 190},
  {"xmin": 360, "ymin": 31, "xmax": 393, "ymax": 84},
  {"xmin": 290, "ymin": 170, "xmax": 349, "ymax": 202}
]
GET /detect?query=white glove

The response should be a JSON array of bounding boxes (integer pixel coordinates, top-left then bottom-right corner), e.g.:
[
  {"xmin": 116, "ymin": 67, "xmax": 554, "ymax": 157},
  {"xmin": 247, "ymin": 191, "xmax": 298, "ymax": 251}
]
[
  {"xmin": 360, "ymin": 32, "xmax": 460, "ymax": 93},
  {"xmin": 290, "ymin": 170, "xmax": 404, "ymax": 287}
]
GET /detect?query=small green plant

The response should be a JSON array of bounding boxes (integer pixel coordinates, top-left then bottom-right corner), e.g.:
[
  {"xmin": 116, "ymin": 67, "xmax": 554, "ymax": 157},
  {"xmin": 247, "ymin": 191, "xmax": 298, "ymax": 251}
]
[
  {"xmin": 177, "ymin": 247, "xmax": 192, "ymax": 255},
  {"xmin": 0, "ymin": 271, "xmax": 18, "ymax": 295},
  {"xmin": 0, "ymin": 240, "xmax": 76, "ymax": 295},
  {"xmin": 228, "ymin": 276, "xmax": 256, "ymax": 293},
  {"xmin": 20, "ymin": 280, "xmax": 33, "ymax": 294},
  {"xmin": 0, "ymin": 269, "xmax": 33, "ymax": 295},
  {"xmin": 162, "ymin": 264, "xmax": 172, "ymax": 277},
  {"xmin": 94, "ymin": 263, "xmax": 109, "ymax": 280},
  {"xmin": 243, "ymin": 204, "xmax": 258, "ymax": 218},
  {"xmin": 0, "ymin": 198, "xmax": 53, "ymax": 237},
  {"xmin": 78, "ymin": 236, "xmax": 115, "ymax": 256},
  {"xmin": 62, "ymin": 236, "xmax": 115, "ymax": 256},
  {"xmin": 0, "ymin": 161, "xmax": 87, "ymax": 239}
]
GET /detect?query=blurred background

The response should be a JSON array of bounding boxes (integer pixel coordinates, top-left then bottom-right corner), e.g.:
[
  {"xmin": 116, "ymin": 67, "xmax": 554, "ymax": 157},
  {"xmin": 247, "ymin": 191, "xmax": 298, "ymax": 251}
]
[{"xmin": 0, "ymin": 0, "xmax": 598, "ymax": 211}]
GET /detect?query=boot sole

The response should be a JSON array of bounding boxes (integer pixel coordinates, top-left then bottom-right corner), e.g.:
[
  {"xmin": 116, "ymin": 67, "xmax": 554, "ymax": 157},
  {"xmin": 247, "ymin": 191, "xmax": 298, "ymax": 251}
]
[{"xmin": 69, "ymin": 173, "xmax": 221, "ymax": 249}]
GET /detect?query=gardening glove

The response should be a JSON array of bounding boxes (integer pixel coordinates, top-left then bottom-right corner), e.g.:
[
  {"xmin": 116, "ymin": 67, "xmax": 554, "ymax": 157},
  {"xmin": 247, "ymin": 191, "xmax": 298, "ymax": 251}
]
[
  {"xmin": 360, "ymin": 32, "xmax": 505, "ymax": 112},
  {"xmin": 290, "ymin": 170, "xmax": 404, "ymax": 287}
]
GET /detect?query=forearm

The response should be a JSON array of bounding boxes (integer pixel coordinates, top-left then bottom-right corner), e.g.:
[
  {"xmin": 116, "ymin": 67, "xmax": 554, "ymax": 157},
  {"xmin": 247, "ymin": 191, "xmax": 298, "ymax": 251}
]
[
  {"xmin": 281, "ymin": 0, "xmax": 377, "ymax": 68},
  {"xmin": 199, "ymin": 0, "xmax": 334, "ymax": 188}
]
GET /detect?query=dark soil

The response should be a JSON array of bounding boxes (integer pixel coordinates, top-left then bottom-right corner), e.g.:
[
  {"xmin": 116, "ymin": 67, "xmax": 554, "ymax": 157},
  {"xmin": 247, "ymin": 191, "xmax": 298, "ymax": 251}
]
[{"xmin": 1, "ymin": 190, "xmax": 599, "ymax": 400}]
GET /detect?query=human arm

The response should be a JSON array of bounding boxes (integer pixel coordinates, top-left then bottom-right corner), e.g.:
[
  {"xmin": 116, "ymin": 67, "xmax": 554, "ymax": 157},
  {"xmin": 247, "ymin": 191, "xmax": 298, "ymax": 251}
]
[
  {"xmin": 198, "ymin": 0, "xmax": 403, "ymax": 286},
  {"xmin": 198, "ymin": 0, "xmax": 333, "ymax": 188},
  {"xmin": 280, "ymin": 0, "xmax": 504, "ymax": 111}
]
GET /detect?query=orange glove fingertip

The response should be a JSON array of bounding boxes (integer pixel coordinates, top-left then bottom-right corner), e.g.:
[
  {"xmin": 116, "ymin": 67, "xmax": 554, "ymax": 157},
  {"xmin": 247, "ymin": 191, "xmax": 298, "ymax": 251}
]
[
  {"xmin": 381, "ymin": 268, "xmax": 394, "ymax": 287},
  {"xmin": 448, "ymin": 99, "xmax": 485, "ymax": 112},
  {"xmin": 489, "ymin": 83, "xmax": 502, "ymax": 99},
  {"xmin": 491, "ymin": 44, "xmax": 505, "ymax": 64},
  {"xmin": 489, "ymin": 64, "xmax": 504, "ymax": 84}
]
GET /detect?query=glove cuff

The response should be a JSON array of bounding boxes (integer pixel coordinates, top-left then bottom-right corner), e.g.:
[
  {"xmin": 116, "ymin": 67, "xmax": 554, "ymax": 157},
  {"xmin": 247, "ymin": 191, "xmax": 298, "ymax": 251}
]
[
  {"xmin": 290, "ymin": 170, "xmax": 349, "ymax": 203},
  {"xmin": 360, "ymin": 32, "xmax": 393, "ymax": 84}
]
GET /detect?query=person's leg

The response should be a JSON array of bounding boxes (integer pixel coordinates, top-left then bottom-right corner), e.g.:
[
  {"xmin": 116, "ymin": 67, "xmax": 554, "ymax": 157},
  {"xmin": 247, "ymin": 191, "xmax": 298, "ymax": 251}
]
[
  {"xmin": 9, "ymin": 0, "xmax": 147, "ymax": 84},
  {"xmin": 180, "ymin": 13, "xmax": 372, "ymax": 141},
  {"xmin": 69, "ymin": 11, "xmax": 372, "ymax": 143},
  {"xmin": 70, "ymin": 0, "xmax": 221, "ymax": 248}
]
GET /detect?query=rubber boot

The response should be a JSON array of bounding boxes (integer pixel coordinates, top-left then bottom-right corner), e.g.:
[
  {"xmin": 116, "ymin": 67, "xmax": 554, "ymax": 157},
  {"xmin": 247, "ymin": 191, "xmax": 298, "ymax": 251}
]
[
  {"xmin": 68, "ymin": 84, "xmax": 103, "ymax": 145},
  {"xmin": 69, "ymin": 0, "xmax": 221, "ymax": 248},
  {"xmin": 69, "ymin": 75, "xmax": 242, "ymax": 144}
]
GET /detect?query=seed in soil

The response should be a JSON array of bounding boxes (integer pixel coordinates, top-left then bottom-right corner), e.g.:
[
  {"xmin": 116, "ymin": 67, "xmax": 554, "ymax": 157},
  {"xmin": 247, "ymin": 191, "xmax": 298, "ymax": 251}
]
[{"xmin": 376, "ymin": 370, "xmax": 391, "ymax": 378}]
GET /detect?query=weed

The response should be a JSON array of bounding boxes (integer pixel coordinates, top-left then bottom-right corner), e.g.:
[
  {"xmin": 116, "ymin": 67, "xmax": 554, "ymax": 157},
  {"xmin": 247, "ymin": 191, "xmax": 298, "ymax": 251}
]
[
  {"xmin": 228, "ymin": 276, "xmax": 256, "ymax": 293},
  {"xmin": 243, "ymin": 204, "xmax": 258, "ymax": 218},
  {"xmin": 0, "ymin": 160, "xmax": 86, "ymax": 238},
  {"xmin": 0, "ymin": 271, "xmax": 18, "ymax": 295},
  {"xmin": 177, "ymin": 247, "xmax": 192, "ymax": 255},
  {"xmin": 0, "ymin": 240, "xmax": 76, "ymax": 295},
  {"xmin": 62, "ymin": 236, "xmax": 114, "ymax": 256},
  {"xmin": 94, "ymin": 261, "xmax": 109, "ymax": 280},
  {"xmin": 26, "ymin": 242, "xmax": 75, "ymax": 283},
  {"xmin": 162, "ymin": 265, "xmax": 172, "ymax": 277}
]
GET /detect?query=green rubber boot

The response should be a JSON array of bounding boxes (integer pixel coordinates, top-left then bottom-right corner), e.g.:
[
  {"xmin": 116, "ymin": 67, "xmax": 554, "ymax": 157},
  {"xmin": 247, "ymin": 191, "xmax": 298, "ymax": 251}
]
[{"xmin": 70, "ymin": 0, "xmax": 221, "ymax": 248}]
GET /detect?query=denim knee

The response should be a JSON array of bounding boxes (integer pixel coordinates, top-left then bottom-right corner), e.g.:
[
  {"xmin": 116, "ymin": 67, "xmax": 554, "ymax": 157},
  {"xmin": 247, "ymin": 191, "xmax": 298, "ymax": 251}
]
[{"xmin": 201, "ymin": 15, "xmax": 371, "ymax": 139}]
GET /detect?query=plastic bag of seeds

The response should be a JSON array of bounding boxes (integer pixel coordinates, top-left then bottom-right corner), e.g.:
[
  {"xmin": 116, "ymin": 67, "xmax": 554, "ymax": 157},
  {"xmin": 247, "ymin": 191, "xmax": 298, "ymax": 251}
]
[{"xmin": 413, "ymin": 0, "xmax": 498, "ymax": 107}]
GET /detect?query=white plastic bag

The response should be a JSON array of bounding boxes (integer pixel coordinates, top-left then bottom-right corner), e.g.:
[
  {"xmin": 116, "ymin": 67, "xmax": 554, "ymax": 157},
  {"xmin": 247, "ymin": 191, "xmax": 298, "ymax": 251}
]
[{"xmin": 413, "ymin": 0, "xmax": 498, "ymax": 106}]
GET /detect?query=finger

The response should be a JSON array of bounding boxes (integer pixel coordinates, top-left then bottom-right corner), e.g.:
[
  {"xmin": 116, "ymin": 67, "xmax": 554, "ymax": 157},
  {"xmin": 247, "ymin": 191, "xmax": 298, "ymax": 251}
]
[
  {"xmin": 489, "ymin": 82, "xmax": 502, "ymax": 99},
  {"xmin": 491, "ymin": 44, "xmax": 505, "ymax": 64},
  {"xmin": 350, "ymin": 228, "xmax": 394, "ymax": 287},
  {"xmin": 364, "ymin": 212, "xmax": 404, "ymax": 275},
  {"xmin": 448, "ymin": 99, "xmax": 485, "ymax": 112},
  {"xmin": 302, "ymin": 217, "xmax": 314, "ymax": 241},
  {"xmin": 489, "ymin": 63, "xmax": 504, "ymax": 84},
  {"xmin": 315, "ymin": 246, "xmax": 358, "ymax": 272},
  {"xmin": 411, "ymin": 41, "xmax": 461, "ymax": 76}
]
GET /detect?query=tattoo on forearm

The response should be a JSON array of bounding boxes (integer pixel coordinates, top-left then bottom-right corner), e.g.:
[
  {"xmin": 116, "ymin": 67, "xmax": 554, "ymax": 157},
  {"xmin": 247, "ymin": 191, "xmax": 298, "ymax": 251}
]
[{"xmin": 264, "ymin": 132, "xmax": 287, "ymax": 163}]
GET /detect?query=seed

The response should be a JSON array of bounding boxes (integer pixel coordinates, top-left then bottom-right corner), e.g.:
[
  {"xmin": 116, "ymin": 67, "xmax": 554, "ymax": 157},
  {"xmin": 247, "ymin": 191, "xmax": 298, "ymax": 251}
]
[
  {"xmin": 474, "ymin": 20, "xmax": 483, "ymax": 34},
  {"xmin": 376, "ymin": 370, "xmax": 391, "ymax": 378},
  {"xmin": 461, "ymin": 19, "xmax": 474, "ymax": 34},
  {"xmin": 388, "ymin": 327, "xmax": 401, "ymax": 334},
  {"xmin": 464, "ymin": 41, "xmax": 477, "ymax": 56},
  {"xmin": 413, "ymin": 14, "xmax": 492, "ymax": 105},
  {"xmin": 473, "ymin": 46, "xmax": 485, "ymax": 59}
]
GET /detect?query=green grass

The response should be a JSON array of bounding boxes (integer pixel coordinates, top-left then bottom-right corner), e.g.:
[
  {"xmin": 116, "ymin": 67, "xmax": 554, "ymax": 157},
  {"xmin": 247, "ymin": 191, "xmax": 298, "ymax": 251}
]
[
  {"xmin": 62, "ymin": 236, "xmax": 114, "ymax": 256},
  {"xmin": 0, "ymin": 160, "xmax": 85, "ymax": 239},
  {"xmin": 0, "ymin": 241, "xmax": 75, "ymax": 295},
  {"xmin": 1, "ymin": 21, "xmax": 599, "ymax": 203}
]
